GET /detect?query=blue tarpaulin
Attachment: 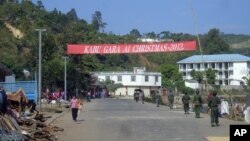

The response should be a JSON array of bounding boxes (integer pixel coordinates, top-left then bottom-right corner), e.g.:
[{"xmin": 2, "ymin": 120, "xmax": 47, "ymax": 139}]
[{"xmin": 0, "ymin": 81, "xmax": 37, "ymax": 103}]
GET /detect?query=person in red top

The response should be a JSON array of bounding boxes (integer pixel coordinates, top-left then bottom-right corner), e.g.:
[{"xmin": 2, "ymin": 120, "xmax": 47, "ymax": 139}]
[
  {"xmin": 207, "ymin": 92, "xmax": 213, "ymax": 102},
  {"xmin": 70, "ymin": 96, "xmax": 79, "ymax": 121}
]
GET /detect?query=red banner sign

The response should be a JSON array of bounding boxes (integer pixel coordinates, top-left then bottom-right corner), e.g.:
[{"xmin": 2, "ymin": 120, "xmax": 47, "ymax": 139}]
[{"xmin": 67, "ymin": 40, "xmax": 196, "ymax": 54}]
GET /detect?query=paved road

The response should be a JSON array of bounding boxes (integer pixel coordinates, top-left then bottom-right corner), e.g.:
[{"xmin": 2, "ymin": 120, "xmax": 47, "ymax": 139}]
[{"xmin": 54, "ymin": 98, "xmax": 243, "ymax": 141}]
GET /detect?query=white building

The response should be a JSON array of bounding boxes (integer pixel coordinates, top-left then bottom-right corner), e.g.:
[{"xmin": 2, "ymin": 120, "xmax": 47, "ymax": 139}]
[
  {"xmin": 93, "ymin": 67, "xmax": 161, "ymax": 97},
  {"xmin": 177, "ymin": 54, "xmax": 250, "ymax": 87},
  {"xmin": 137, "ymin": 38, "xmax": 174, "ymax": 43}
]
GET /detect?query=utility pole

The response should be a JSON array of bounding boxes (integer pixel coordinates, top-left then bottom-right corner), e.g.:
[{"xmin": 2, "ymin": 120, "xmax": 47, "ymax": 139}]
[
  {"xmin": 35, "ymin": 28, "xmax": 46, "ymax": 111},
  {"xmin": 188, "ymin": 0, "xmax": 209, "ymax": 95},
  {"xmin": 63, "ymin": 56, "xmax": 68, "ymax": 101}
]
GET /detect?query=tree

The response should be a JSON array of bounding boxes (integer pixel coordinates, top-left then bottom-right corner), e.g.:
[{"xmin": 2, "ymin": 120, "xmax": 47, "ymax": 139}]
[
  {"xmin": 242, "ymin": 76, "xmax": 250, "ymax": 88},
  {"xmin": 190, "ymin": 68, "xmax": 216, "ymax": 90},
  {"xmin": 206, "ymin": 68, "xmax": 216, "ymax": 85},
  {"xmin": 43, "ymin": 58, "xmax": 64, "ymax": 89},
  {"xmin": 42, "ymin": 34, "xmax": 59, "ymax": 62},
  {"xmin": 160, "ymin": 64, "xmax": 185, "ymax": 91},
  {"xmin": 159, "ymin": 31, "xmax": 171, "ymax": 39},
  {"xmin": 129, "ymin": 29, "xmax": 141, "ymax": 38},
  {"xmin": 190, "ymin": 69, "xmax": 203, "ymax": 84},
  {"xmin": 91, "ymin": 11, "xmax": 106, "ymax": 32},
  {"xmin": 66, "ymin": 8, "xmax": 78, "ymax": 21},
  {"xmin": 0, "ymin": 0, "xmax": 4, "ymax": 5},
  {"xmin": 36, "ymin": 0, "xmax": 44, "ymax": 10},
  {"xmin": 202, "ymin": 28, "xmax": 230, "ymax": 54},
  {"xmin": 104, "ymin": 80, "xmax": 123, "ymax": 94},
  {"xmin": 144, "ymin": 32, "xmax": 157, "ymax": 39},
  {"xmin": 190, "ymin": 70, "xmax": 206, "ymax": 92}
]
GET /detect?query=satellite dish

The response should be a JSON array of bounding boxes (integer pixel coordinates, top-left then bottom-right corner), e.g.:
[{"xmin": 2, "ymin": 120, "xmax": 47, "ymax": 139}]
[{"xmin": 23, "ymin": 69, "xmax": 31, "ymax": 77}]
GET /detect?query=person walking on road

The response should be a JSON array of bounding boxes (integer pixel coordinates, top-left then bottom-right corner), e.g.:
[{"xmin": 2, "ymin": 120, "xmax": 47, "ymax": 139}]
[
  {"xmin": 168, "ymin": 90, "xmax": 174, "ymax": 109},
  {"xmin": 140, "ymin": 91, "xmax": 145, "ymax": 104},
  {"xmin": 70, "ymin": 96, "xmax": 79, "ymax": 121},
  {"xmin": 208, "ymin": 91, "xmax": 221, "ymax": 127},
  {"xmin": 156, "ymin": 91, "xmax": 161, "ymax": 107},
  {"xmin": 182, "ymin": 92, "xmax": 190, "ymax": 114},
  {"xmin": 193, "ymin": 90, "xmax": 202, "ymax": 118},
  {"xmin": 87, "ymin": 91, "xmax": 91, "ymax": 102},
  {"xmin": 134, "ymin": 92, "xmax": 139, "ymax": 103}
]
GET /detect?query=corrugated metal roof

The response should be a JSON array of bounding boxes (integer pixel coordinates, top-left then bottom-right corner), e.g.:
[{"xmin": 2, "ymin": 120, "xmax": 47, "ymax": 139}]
[{"xmin": 177, "ymin": 54, "xmax": 250, "ymax": 63}]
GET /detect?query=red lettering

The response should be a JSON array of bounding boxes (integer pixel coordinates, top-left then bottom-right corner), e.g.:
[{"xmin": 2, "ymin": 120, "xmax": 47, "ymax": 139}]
[{"xmin": 67, "ymin": 41, "xmax": 196, "ymax": 54}]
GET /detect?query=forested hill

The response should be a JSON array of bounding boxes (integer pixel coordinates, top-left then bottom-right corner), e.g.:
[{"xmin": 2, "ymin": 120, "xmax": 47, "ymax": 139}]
[
  {"xmin": 0, "ymin": 1, "xmax": 249, "ymax": 91},
  {"xmin": 222, "ymin": 34, "xmax": 250, "ymax": 55}
]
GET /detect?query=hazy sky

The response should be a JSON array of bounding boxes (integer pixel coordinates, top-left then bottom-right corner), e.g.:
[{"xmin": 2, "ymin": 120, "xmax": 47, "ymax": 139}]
[{"xmin": 32, "ymin": 0, "xmax": 250, "ymax": 35}]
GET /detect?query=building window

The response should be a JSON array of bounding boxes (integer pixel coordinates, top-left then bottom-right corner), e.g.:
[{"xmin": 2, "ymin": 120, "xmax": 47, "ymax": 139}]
[
  {"xmin": 229, "ymin": 70, "xmax": 233, "ymax": 75},
  {"xmin": 219, "ymin": 80, "xmax": 223, "ymax": 85},
  {"xmin": 105, "ymin": 76, "xmax": 110, "ymax": 81},
  {"xmin": 219, "ymin": 63, "xmax": 222, "ymax": 69},
  {"xmin": 224, "ymin": 80, "xmax": 228, "ymax": 85},
  {"xmin": 183, "ymin": 64, "xmax": 186, "ymax": 69},
  {"xmin": 155, "ymin": 76, "xmax": 158, "ymax": 82},
  {"xmin": 224, "ymin": 62, "xmax": 228, "ymax": 69},
  {"xmin": 190, "ymin": 64, "xmax": 193, "ymax": 69},
  {"xmin": 197, "ymin": 64, "xmax": 200, "ymax": 69},
  {"xmin": 117, "ymin": 76, "xmax": 122, "ymax": 82},
  {"xmin": 229, "ymin": 62, "xmax": 233, "ymax": 67},
  {"xmin": 215, "ymin": 63, "xmax": 219, "ymax": 68},
  {"xmin": 204, "ymin": 63, "xmax": 208, "ymax": 69},
  {"xmin": 212, "ymin": 63, "xmax": 215, "ymax": 69},
  {"xmin": 131, "ymin": 76, "xmax": 136, "ymax": 82},
  {"xmin": 183, "ymin": 72, "xmax": 186, "ymax": 76},
  {"xmin": 219, "ymin": 71, "xmax": 223, "ymax": 76},
  {"xmin": 145, "ymin": 75, "xmax": 149, "ymax": 82},
  {"xmin": 224, "ymin": 71, "xmax": 228, "ymax": 78}
]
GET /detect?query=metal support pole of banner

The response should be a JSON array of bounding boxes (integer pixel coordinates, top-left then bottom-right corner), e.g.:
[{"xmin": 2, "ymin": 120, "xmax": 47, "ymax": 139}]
[
  {"xmin": 188, "ymin": 0, "xmax": 209, "ymax": 95},
  {"xmin": 35, "ymin": 28, "xmax": 46, "ymax": 111},
  {"xmin": 63, "ymin": 56, "xmax": 68, "ymax": 101}
]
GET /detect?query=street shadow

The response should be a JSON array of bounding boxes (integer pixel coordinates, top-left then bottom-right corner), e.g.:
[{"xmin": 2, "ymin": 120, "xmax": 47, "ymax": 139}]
[
  {"xmin": 76, "ymin": 119, "xmax": 85, "ymax": 124},
  {"xmin": 195, "ymin": 117, "xmax": 204, "ymax": 118}
]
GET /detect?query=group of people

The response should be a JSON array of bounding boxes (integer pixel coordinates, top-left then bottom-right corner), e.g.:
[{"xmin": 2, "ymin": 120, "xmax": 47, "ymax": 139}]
[
  {"xmin": 181, "ymin": 90, "xmax": 221, "ymax": 127},
  {"xmin": 70, "ymin": 89, "xmax": 221, "ymax": 127},
  {"xmin": 156, "ymin": 90, "xmax": 174, "ymax": 108},
  {"xmin": 159, "ymin": 89, "xmax": 220, "ymax": 127},
  {"xmin": 45, "ymin": 88, "xmax": 65, "ymax": 104},
  {"xmin": 134, "ymin": 90, "xmax": 145, "ymax": 104}
]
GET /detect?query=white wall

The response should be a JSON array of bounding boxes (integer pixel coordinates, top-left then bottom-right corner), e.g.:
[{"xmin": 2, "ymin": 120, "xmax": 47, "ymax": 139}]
[
  {"xmin": 96, "ymin": 73, "xmax": 161, "ymax": 87},
  {"xmin": 115, "ymin": 86, "xmax": 157, "ymax": 97},
  {"xmin": 180, "ymin": 61, "xmax": 250, "ymax": 86},
  {"xmin": 230, "ymin": 62, "xmax": 248, "ymax": 85},
  {"xmin": 230, "ymin": 80, "xmax": 241, "ymax": 85},
  {"xmin": 94, "ymin": 71, "xmax": 161, "ymax": 97},
  {"xmin": 185, "ymin": 81, "xmax": 199, "ymax": 89}
]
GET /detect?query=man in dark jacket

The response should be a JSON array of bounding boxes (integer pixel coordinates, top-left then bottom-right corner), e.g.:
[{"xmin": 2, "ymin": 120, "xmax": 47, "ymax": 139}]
[
  {"xmin": 182, "ymin": 92, "xmax": 190, "ymax": 114},
  {"xmin": 0, "ymin": 88, "xmax": 8, "ymax": 114},
  {"xmin": 208, "ymin": 91, "xmax": 221, "ymax": 127},
  {"xmin": 168, "ymin": 90, "xmax": 174, "ymax": 109},
  {"xmin": 155, "ymin": 92, "xmax": 160, "ymax": 107},
  {"xmin": 193, "ymin": 90, "xmax": 202, "ymax": 118}
]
